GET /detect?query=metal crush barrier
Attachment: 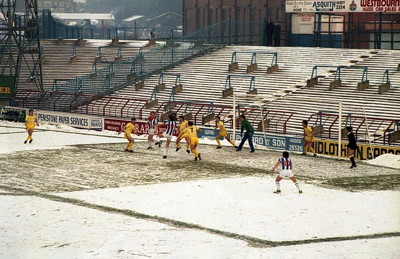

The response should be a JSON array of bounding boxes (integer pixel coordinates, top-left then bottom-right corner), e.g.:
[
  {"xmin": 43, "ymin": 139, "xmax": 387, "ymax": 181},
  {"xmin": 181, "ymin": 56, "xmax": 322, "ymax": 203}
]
[{"xmin": 39, "ymin": 20, "xmax": 232, "ymax": 112}]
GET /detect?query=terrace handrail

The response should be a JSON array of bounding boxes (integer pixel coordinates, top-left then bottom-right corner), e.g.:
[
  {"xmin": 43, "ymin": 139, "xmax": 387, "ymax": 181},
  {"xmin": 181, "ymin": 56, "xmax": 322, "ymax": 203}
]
[
  {"xmin": 158, "ymin": 73, "xmax": 181, "ymax": 86},
  {"xmin": 225, "ymin": 75, "xmax": 256, "ymax": 92},
  {"xmin": 381, "ymin": 68, "xmax": 399, "ymax": 86},
  {"xmin": 231, "ymin": 51, "xmax": 278, "ymax": 67},
  {"xmin": 310, "ymin": 65, "xmax": 342, "ymax": 79},
  {"xmin": 334, "ymin": 66, "xmax": 368, "ymax": 82}
]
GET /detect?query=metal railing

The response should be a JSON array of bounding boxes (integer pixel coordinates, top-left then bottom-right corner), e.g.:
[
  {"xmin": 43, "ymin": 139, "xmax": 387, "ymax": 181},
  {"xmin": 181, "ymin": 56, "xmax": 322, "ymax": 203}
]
[
  {"xmin": 14, "ymin": 89, "xmax": 295, "ymax": 135},
  {"xmin": 381, "ymin": 68, "xmax": 399, "ymax": 88},
  {"xmin": 224, "ymin": 75, "xmax": 256, "ymax": 92},
  {"xmin": 41, "ymin": 21, "xmax": 228, "ymax": 111},
  {"xmin": 308, "ymin": 111, "xmax": 399, "ymax": 145},
  {"xmin": 231, "ymin": 51, "xmax": 278, "ymax": 67}
]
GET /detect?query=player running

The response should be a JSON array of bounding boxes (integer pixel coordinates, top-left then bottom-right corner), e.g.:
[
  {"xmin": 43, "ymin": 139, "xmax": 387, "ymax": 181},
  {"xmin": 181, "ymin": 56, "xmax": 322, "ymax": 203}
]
[
  {"xmin": 147, "ymin": 111, "xmax": 159, "ymax": 149},
  {"xmin": 345, "ymin": 126, "xmax": 358, "ymax": 168},
  {"xmin": 24, "ymin": 109, "xmax": 39, "ymax": 144},
  {"xmin": 302, "ymin": 120, "xmax": 317, "ymax": 156},
  {"xmin": 271, "ymin": 151, "xmax": 302, "ymax": 194},
  {"xmin": 157, "ymin": 114, "xmax": 177, "ymax": 159},
  {"xmin": 120, "ymin": 117, "xmax": 137, "ymax": 152},
  {"xmin": 176, "ymin": 116, "xmax": 190, "ymax": 153},
  {"xmin": 186, "ymin": 121, "xmax": 202, "ymax": 161},
  {"xmin": 215, "ymin": 116, "xmax": 236, "ymax": 149}
]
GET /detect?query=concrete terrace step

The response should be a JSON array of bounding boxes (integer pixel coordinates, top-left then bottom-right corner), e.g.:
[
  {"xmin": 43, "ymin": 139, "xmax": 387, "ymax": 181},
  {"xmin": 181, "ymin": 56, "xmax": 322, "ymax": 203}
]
[{"xmin": 75, "ymin": 46, "xmax": 399, "ymax": 136}]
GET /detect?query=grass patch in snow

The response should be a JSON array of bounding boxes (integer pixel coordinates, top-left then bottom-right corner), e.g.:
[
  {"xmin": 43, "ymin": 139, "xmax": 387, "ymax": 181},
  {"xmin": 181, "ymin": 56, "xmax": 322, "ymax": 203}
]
[{"xmin": 1, "ymin": 142, "xmax": 399, "ymax": 193}]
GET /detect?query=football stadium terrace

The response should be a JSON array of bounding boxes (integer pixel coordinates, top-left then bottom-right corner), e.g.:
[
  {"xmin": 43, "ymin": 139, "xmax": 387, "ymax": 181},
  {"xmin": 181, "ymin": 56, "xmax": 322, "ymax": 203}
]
[{"xmin": 11, "ymin": 34, "xmax": 400, "ymax": 147}]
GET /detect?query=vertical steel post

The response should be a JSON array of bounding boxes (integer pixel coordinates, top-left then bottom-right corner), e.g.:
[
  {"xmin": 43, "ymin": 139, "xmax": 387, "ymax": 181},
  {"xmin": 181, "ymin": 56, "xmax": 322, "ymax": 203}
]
[
  {"xmin": 228, "ymin": 18, "xmax": 232, "ymax": 45},
  {"xmin": 338, "ymin": 102, "xmax": 342, "ymax": 160},
  {"xmin": 378, "ymin": 12, "xmax": 383, "ymax": 49}
]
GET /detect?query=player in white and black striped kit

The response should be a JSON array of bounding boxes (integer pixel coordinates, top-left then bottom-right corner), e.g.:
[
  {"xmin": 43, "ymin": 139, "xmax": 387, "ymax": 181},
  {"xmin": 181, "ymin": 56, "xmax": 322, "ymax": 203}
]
[
  {"xmin": 158, "ymin": 114, "xmax": 177, "ymax": 159},
  {"xmin": 271, "ymin": 151, "xmax": 302, "ymax": 194},
  {"xmin": 147, "ymin": 111, "xmax": 159, "ymax": 149}
]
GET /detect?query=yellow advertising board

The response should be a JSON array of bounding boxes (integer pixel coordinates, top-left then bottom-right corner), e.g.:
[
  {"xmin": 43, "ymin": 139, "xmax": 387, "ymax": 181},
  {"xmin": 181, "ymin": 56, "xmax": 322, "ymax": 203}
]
[{"xmin": 312, "ymin": 139, "xmax": 400, "ymax": 160}]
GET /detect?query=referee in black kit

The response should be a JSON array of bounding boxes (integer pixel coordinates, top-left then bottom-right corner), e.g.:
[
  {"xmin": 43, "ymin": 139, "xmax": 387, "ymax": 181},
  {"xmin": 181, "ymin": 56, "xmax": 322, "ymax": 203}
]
[{"xmin": 345, "ymin": 126, "xmax": 358, "ymax": 168}]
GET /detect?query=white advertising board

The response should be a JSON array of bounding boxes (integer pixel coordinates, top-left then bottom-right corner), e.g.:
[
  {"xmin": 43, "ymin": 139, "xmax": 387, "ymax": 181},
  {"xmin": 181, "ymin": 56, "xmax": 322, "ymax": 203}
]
[
  {"xmin": 286, "ymin": 0, "xmax": 400, "ymax": 13},
  {"xmin": 35, "ymin": 110, "xmax": 103, "ymax": 130}
]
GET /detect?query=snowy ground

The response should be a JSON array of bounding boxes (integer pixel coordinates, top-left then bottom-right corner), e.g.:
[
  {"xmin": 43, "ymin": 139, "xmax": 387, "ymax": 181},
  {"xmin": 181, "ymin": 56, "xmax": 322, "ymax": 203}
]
[{"xmin": 1, "ymin": 121, "xmax": 399, "ymax": 258}]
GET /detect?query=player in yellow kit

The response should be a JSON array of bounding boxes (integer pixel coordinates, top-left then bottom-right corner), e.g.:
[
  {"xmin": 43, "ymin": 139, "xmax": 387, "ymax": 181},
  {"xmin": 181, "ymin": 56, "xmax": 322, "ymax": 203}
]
[
  {"xmin": 120, "ymin": 117, "xmax": 137, "ymax": 152},
  {"xmin": 302, "ymin": 120, "xmax": 316, "ymax": 156},
  {"xmin": 24, "ymin": 109, "xmax": 39, "ymax": 144},
  {"xmin": 176, "ymin": 116, "xmax": 190, "ymax": 153},
  {"xmin": 186, "ymin": 121, "xmax": 203, "ymax": 161},
  {"xmin": 215, "ymin": 116, "xmax": 236, "ymax": 149}
]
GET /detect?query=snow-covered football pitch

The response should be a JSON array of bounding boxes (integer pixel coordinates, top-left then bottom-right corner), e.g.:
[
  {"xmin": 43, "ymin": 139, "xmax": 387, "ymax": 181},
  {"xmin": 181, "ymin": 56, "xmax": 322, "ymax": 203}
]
[{"xmin": 0, "ymin": 122, "xmax": 399, "ymax": 258}]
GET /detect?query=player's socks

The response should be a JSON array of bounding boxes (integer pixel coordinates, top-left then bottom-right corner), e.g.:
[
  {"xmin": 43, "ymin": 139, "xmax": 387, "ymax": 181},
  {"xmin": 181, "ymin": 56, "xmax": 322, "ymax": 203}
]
[
  {"xmin": 186, "ymin": 143, "xmax": 189, "ymax": 150},
  {"xmin": 294, "ymin": 182, "xmax": 301, "ymax": 191},
  {"xmin": 177, "ymin": 142, "xmax": 181, "ymax": 148},
  {"xmin": 350, "ymin": 157, "xmax": 356, "ymax": 168},
  {"xmin": 192, "ymin": 149, "xmax": 198, "ymax": 158},
  {"xmin": 309, "ymin": 147, "xmax": 316, "ymax": 156},
  {"xmin": 275, "ymin": 181, "xmax": 280, "ymax": 190},
  {"xmin": 125, "ymin": 143, "xmax": 130, "ymax": 150},
  {"xmin": 229, "ymin": 140, "xmax": 236, "ymax": 147},
  {"xmin": 129, "ymin": 143, "xmax": 133, "ymax": 150},
  {"xmin": 216, "ymin": 139, "xmax": 221, "ymax": 146}
]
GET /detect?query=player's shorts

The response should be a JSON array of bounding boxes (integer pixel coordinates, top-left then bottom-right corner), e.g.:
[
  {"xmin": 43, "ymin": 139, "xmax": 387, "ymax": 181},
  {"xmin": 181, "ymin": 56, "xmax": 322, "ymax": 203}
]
[
  {"xmin": 219, "ymin": 130, "xmax": 228, "ymax": 138},
  {"xmin": 148, "ymin": 128, "xmax": 156, "ymax": 135},
  {"xmin": 178, "ymin": 132, "xmax": 189, "ymax": 140},
  {"xmin": 305, "ymin": 139, "xmax": 313, "ymax": 145},
  {"xmin": 348, "ymin": 144, "xmax": 357, "ymax": 150},
  {"xmin": 124, "ymin": 132, "xmax": 132, "ymax": 139},
  {"xmin": 190, "ymin": 137, "xmax": 199, "ymax": 146},
  {"xmin": 161, "ymin": 132, "xmax": 173, "ymax": 140},
  {"xmin": 26, "ymin": 124, "xmax": 35, "ymax": 130},
  {"xmin": 279, "ymin": 169, "xmax": 293, "ymax": 178}
]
